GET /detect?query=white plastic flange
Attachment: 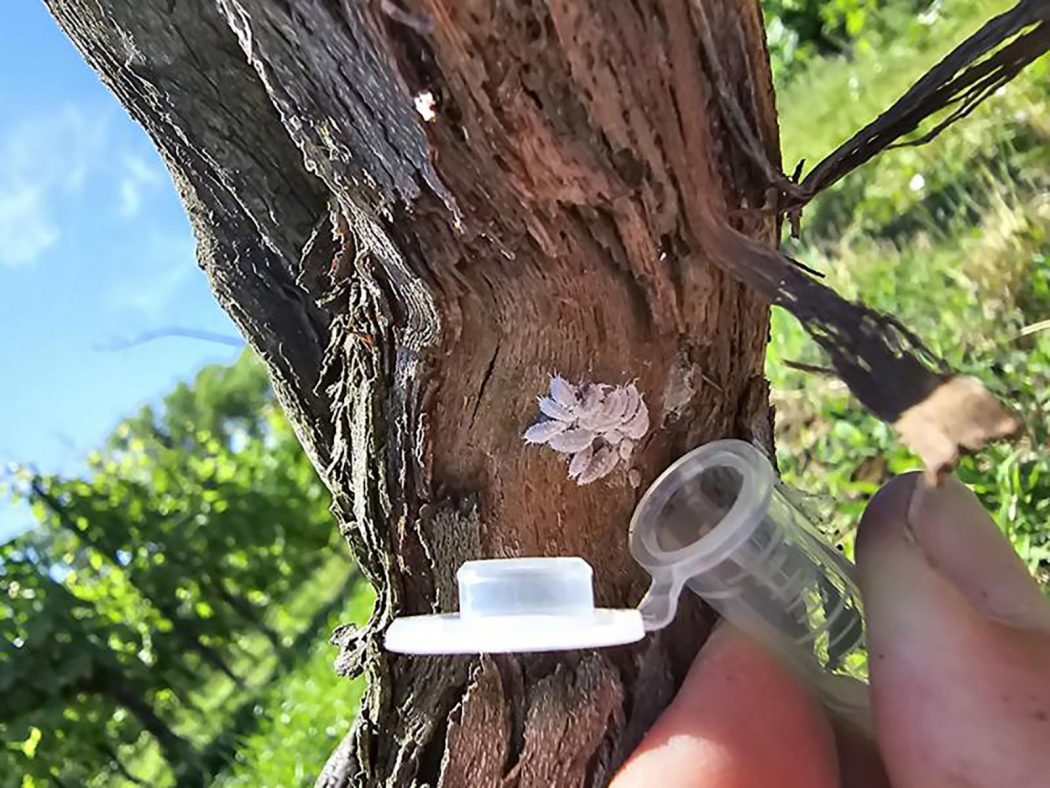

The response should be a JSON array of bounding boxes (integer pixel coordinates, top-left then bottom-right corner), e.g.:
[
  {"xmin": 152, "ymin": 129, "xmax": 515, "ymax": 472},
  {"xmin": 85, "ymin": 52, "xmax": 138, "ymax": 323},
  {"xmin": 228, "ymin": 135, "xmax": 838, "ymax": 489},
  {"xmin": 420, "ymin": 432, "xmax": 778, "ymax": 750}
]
[{"xmin": 385, "ymin": 557, "xmax": 645, "ymax": 654}]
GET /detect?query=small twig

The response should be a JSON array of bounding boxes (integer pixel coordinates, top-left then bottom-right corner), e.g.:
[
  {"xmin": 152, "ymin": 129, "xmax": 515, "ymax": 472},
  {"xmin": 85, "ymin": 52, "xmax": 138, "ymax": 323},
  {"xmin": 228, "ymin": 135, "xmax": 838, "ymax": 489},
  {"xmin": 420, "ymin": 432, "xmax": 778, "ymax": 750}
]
[
  {"xmin": 784, "ymin": 254, "xmax": 825, "ymax": 278},
  {"xmin": 782, "ymin": 359, "xmax": 838, "ymax": 376},
  {"xmin": 94, "ymin": 328, "xmax": 244, "ymax": 351},
  {"xmin": 1019, "ymin": 318, "xmax": 1050, "ymax": 336}
]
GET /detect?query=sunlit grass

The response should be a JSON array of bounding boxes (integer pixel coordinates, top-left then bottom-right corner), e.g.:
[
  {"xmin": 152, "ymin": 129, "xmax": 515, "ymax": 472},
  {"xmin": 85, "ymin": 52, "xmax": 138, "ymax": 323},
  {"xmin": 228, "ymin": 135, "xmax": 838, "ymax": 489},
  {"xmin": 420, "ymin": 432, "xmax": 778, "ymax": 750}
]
[
  {"xmin": 769, "ymin": 0, "xmax": 1050, "ymax": 580},
  {"xmin": 106, "ymin": 555, "xmax": 363, "ymax": 787},
  {"xmin": 779, "ymin": 0, "xmax": 1050, "ymax": 246},
  {"xmin": 212, "ymin": 582, "xmax": 373, "ymax": 787}
]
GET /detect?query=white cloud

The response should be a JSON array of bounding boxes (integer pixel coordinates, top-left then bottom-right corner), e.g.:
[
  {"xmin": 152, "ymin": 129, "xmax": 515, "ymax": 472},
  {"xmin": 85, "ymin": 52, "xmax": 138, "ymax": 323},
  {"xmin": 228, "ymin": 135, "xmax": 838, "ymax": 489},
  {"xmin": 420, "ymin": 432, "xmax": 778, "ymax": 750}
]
[
  {"xmin": 122, "ymin": 153, "xmax": 163, "ymax": 185},
  {"xmin": 106, "ymin": 233, "xmax": 196, "ymax": 314},
  {"xmin": 0, "ymin": 184, "xmax": 58, "ymax": 267},
  {"xmin": 0, "ymin": 105, "xmax": 109, "ymax": 268},
  {"xmin": 107, "ymin": 264, "xmax": 192, "ymax": 313},
  {"xmin": 119, "ymin": 178, "xmax": 142, "ymax": 219},
  {"xmin": 116, "ymin": 153, "xmax": 164, "ymax": 219}
]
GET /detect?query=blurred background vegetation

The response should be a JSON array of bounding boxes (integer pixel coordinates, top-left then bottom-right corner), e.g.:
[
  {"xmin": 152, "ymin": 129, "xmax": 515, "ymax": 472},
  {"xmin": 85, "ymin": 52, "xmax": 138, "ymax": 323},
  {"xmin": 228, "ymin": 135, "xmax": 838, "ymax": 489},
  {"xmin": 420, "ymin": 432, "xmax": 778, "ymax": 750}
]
[
  {"xmin": 2, "ymin": 355, "xmax": 371, "ymax": 786},
  {"xmin": 3, "ymin": 0, "xmax": 1048, "ymax": 784},
  {"xmin": 767, "ymin": 0, "xmax": 1050, "ymax": 586}
]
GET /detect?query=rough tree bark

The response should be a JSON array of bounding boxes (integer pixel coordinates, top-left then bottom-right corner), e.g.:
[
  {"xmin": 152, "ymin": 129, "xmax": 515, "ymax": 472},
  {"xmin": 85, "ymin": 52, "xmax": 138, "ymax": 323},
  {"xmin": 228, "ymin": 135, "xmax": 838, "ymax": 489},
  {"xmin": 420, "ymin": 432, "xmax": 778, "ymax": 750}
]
[{"xmin": 46, "ymin": 0, "xmax": 788, "ymax": 784}]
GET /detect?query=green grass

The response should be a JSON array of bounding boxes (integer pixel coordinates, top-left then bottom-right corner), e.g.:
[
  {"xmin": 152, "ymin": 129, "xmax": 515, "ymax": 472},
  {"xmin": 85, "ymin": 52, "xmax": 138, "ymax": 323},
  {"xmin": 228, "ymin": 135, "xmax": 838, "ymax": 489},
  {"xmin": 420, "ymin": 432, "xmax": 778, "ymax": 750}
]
[
  {"xmin": 769, "ymin": 0, "xmax": 1050, "ymax": 580},
  {"xmin": 212, "ymin": 583, "xmax": 373, "ymax": 787},
  {"xmin": 105, "ymin": 555, "xmax": 368, "ymax": 787},
  {"xmin": 779, "ymin": 0, "xmax": 1050, "ymax": 246}
]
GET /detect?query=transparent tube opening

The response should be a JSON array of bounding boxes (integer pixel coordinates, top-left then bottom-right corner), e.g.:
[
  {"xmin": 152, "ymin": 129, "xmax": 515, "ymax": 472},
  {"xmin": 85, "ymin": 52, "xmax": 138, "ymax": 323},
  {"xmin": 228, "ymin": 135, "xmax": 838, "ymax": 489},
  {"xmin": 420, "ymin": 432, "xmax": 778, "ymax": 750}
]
[
  {"xmin": 631, "ymin": 440, "xmax": 872, "ymax": 731},
  {"xmin": 653, "ymin": 465, "xmax": 743, "ymax": 554}
]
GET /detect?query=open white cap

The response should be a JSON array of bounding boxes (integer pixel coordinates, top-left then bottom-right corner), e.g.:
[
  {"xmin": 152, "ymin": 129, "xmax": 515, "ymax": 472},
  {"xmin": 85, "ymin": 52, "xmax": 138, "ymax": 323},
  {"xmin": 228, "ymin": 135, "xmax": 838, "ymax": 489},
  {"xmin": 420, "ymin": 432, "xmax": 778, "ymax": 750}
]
[{"xmin": 385, "ymin": 557, "xmax": 644, "ymax": 654}]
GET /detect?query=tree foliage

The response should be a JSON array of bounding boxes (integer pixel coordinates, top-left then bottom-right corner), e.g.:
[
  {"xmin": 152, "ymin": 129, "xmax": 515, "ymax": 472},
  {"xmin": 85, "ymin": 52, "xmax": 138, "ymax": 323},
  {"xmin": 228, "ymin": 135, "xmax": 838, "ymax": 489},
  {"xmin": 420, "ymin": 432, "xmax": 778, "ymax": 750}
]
[
  {"xmin": 763, "ymin": 0, "xmax": 929, "ymax": 82},
  {"xmin": 0, "ymin": 353, "xmax": 340, "ymax": 786}
]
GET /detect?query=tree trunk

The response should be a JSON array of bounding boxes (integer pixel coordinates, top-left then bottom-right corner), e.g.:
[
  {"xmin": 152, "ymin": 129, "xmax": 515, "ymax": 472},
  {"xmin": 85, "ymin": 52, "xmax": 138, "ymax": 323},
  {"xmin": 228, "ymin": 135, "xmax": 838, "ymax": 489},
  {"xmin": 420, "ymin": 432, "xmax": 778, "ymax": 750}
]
[{"xmin": 45, "ymin": 1, "xmax": 780, "ymax": 784}]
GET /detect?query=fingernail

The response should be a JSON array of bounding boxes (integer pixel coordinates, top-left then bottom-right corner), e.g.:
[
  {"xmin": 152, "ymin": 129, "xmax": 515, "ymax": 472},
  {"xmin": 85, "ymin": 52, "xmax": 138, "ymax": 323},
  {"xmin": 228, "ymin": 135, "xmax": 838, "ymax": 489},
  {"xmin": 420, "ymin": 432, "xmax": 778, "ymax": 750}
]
[
  {"xmin": 908, "ymin": 476, "xmax": 1050, "ymax": 631},
  {"xmin": 858, "ymin": 473, "xmax": 1050, "ymax": 632}
]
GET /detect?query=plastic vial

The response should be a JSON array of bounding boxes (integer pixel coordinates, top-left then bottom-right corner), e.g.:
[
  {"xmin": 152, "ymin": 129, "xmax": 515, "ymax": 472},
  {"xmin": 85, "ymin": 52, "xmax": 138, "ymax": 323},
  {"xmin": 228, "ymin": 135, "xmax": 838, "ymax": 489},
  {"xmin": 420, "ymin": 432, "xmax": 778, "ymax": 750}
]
[{"xmin": 630, "ymin": 439, "xmax": 871, "ymax": 731}]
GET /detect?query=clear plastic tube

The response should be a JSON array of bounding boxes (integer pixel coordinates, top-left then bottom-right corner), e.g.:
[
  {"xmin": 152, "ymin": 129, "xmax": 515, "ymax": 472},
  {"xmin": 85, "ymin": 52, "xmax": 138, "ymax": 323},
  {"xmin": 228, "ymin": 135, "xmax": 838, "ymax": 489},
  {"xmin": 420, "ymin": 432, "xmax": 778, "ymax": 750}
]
[{"xmin": 630, "ymin": 440, "xmax": 871, "ymax": 732}]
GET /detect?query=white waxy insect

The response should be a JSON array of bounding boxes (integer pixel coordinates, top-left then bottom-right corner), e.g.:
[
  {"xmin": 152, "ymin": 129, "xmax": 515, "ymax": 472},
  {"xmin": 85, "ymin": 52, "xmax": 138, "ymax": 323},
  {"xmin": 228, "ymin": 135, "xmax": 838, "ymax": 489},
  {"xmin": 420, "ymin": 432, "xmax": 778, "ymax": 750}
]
[
  {"xmin": 580, "ymin": 388, "xmax": 627, "ymax": 432},
  {"xmin": 523, "ymin": 420, "xmax": 570, "ymax": 444},
  {"xmin": 576, "ymin": 385, "xmax": 604, "ymax": 419},
  {"xmin": 621, "ymin": 384, "xmax": 642, "ymax": 421},
  {"xmin": 549, "ymin": 376, "xmax": 579, "ymax": 409},
  {"xmin": 548, "ymin": 427, "xmax": 597, "ymax": 454},
  {"xmin": 523, "ymin": 375, "xmax": 651, "ymax": 484},
  {"xmin": 579, "ymin": 406, "xmax": 618, "ymax": 433},
  {"xmin": 577, "ymin": 444, "xmax": 620, "ymax": 486},
  {"xmin": 601, "ymin": 388, "xmax": 629, "ymax": 423},
  {"xmin": 538, "ymin": 396, "xmax": 575, "ymax": 422},
  {"xmin": 568, "ymin": 444, "xmax": 594, "ymax": 479},
  {"xmin": 622, "ymin": 400, "xmax": 650, "ymax": 440}
]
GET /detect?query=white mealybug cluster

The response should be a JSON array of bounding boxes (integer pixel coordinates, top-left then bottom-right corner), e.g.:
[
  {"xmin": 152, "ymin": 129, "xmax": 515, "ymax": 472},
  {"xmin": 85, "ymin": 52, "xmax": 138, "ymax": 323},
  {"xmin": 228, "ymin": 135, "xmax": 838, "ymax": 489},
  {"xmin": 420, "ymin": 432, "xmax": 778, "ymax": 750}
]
[{"xmin": 523, "ymin": 376, "xmax": 650, "ymax": 485}]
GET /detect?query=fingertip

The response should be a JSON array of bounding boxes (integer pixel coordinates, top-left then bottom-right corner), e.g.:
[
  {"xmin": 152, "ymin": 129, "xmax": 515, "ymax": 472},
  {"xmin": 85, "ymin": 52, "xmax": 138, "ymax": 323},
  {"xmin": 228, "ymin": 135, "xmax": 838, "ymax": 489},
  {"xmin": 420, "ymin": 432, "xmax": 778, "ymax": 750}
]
[
  {"xmin": 911, "ymin": 475, "xmax": 1050, "ymax": 630},
  {"xmin": 613, "ymin": 625, "xmax": 838, "ymax": 788},
  {"xmin": 856, "ymin": 473, "xmax": 1050, "ymax": 787},
  {"xmin": 857, "ymin": 471, "xmax": 1050, "ymax": 631},
  {"xmin": 855, "ymin": 472, "xmax": 920, "ymax": 568}
]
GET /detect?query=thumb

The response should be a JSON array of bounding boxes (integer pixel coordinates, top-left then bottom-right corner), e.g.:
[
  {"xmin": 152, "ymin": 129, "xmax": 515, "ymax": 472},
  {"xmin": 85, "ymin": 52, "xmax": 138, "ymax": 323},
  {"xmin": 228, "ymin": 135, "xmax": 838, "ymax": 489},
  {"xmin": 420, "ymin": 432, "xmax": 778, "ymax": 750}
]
[{"xmin": 856, "ymin": 473, "xmax": 1050, "ymax": 788}]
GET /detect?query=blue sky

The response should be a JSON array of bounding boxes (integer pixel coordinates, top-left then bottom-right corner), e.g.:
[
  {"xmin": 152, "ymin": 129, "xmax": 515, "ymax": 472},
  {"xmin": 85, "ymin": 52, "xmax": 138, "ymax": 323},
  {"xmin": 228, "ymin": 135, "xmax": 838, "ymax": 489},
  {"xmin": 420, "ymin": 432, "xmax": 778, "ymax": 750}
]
[{"xmin": 0, "ymin": 2, "xmax": 243, "ymax": 540}]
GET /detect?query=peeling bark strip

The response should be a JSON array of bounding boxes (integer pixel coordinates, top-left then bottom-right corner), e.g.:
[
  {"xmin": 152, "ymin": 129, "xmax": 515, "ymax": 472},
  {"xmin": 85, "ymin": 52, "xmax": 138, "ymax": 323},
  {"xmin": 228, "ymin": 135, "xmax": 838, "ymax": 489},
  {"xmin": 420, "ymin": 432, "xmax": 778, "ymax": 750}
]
[
  {"xmin": 787, "ymin": 0, "xmax": 1050, "ymax": 209},
  {"xmin": 699, "ymin": 223, "xmax": 1021, "ymax": 480},
  {"xmin": 43, "ymin": 0, "xmax": 1027, "ymax": 785},
  {"xmin": 689, "ymin": 0, "xmax": 1037, "ymax": 477}
]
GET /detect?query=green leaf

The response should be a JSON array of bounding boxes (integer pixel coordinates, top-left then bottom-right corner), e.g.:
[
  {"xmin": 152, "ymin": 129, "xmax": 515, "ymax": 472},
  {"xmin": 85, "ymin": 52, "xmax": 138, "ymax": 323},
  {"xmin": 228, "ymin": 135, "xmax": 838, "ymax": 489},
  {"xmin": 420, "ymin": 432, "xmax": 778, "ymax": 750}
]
[{"xmin": 21, "ymin": 727, "xmax": 42, "ymax": 759}]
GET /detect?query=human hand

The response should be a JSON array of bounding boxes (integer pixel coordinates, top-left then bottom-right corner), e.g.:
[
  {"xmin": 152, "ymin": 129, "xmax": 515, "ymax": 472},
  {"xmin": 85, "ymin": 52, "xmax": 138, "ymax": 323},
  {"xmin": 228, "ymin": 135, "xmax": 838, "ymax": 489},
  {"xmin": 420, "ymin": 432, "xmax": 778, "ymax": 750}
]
[{"xmin": 613, "ymin": 473, "xmax": 1050, "ymax": 787}]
